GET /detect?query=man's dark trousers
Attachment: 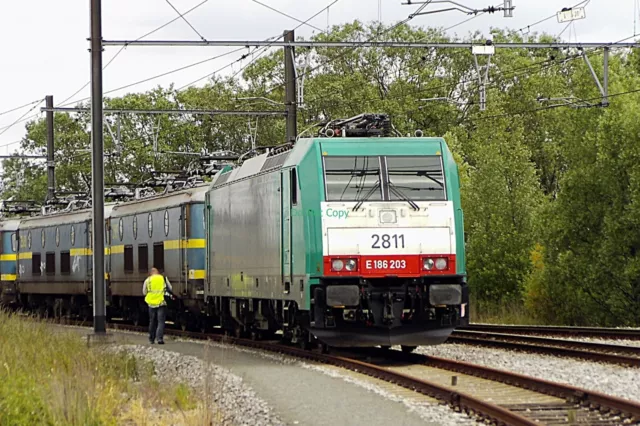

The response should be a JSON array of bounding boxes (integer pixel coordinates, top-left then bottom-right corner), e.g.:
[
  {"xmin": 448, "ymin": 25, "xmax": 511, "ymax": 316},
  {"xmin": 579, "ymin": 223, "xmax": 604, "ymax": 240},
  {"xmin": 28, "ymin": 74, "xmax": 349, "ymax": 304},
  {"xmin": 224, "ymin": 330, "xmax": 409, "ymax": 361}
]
[{"xmin": 148, "ymin": 305, "xmax": 167, "ymax": 343}]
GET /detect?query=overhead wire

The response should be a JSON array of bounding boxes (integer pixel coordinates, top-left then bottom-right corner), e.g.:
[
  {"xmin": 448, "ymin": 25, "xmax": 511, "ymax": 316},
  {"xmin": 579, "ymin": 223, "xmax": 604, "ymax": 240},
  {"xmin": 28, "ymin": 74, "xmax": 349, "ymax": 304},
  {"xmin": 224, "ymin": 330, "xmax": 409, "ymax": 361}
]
[
  {"xmin": 184, "ymin": 0, "xmax": 339, "ymax": 90},
  {"xmin": 0, "ymin": 99, "xmax": 45, "ymax": 118},
  {"xmin": 516, "ymin": 0, "xmax": 590, "ymax": 35},
  {"xmin": 0, "ymin": 99, "xmax": 45, "ymax": 138},
  {"xmin": 165, "ymin": 0, "xmax": 208, "ymax": 41},
  {"xmin": 251, "ymin": 0, "xmax": 326, "ymax": 33},
  {"xmin": 58, "ymin": 0, "xmax": 210, "ymax": 107},
  {"xmin": 470, "ymin": 88, "xmax": 640, "ymax": 121},
  {"xmin": 225, "ymin": 0, "xmax": 338, "ymax": 86},
  {"xmin": 259, "ymin": 0, "xmax": 434, "ymax": 98},
  {"xmin": 57, "ymin": 1, "xmax": 342, "ymax": 102}
]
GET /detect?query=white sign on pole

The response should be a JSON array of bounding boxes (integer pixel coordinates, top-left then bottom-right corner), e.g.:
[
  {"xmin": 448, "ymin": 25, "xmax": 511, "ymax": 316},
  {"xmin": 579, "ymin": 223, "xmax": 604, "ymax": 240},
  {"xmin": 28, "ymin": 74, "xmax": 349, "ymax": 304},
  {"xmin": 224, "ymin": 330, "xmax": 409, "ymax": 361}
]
[
  {"xmin": 557, "ymin": 7, "xmax": 586, "ymax": 23},
  {"xmin": 472, "ymin": 45, "xmax": 495, "ymax": 55}
]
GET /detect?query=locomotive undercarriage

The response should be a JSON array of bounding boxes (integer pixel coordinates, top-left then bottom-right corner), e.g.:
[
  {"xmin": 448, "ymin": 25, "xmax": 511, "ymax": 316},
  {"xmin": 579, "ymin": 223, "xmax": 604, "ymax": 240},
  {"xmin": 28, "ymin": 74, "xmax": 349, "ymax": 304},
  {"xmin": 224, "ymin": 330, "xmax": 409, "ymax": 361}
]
[
  {"xmin": 2, "ymin": 277, "xmax": 467, "ymax": 352},
  {"xmin": 309, "ymin": 276, "xmax": 468, "ymax": 348}
]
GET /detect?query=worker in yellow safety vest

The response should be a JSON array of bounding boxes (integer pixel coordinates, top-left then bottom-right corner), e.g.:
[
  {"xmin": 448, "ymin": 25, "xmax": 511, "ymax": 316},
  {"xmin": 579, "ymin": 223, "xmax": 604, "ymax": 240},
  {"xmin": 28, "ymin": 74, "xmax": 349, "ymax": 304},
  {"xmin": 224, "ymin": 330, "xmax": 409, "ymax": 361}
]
[{"xmin": 143, "ymin": 267, "xmax": 173, "ymax": 344}]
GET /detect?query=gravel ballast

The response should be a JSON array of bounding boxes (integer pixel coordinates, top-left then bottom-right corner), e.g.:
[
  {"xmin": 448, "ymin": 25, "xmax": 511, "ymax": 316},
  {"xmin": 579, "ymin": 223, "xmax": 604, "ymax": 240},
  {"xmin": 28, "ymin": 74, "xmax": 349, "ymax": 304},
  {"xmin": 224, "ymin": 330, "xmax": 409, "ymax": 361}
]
[
  {"xmin": 416, "ymin": 344, "xmax": 640, "ymax": 402},
  {"xmin": 167, "ymin": 339, "xmax": 480, "ymax": 425},
  {"xmin": 108, "ymin": 344, "xmax": 285, "ymax": 426}
]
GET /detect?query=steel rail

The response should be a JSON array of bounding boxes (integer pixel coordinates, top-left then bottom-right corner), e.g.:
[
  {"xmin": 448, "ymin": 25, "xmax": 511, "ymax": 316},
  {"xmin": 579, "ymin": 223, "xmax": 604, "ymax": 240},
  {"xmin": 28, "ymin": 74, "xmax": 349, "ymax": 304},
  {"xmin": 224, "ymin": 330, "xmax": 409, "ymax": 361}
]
[
  {"xmin": 448, "ymin": 331, "xmax": 640, "ymax": 368},
  {"xmin": 462, "ymin": 324, "xmax": 640, "ymax": 340},
  {"xmin": 455, "ymin": 330, "xmax": 640, "ymax": 356},
  {"xmin": 386, "ymin": 351, "xmax": 640, "ymax": 422}
]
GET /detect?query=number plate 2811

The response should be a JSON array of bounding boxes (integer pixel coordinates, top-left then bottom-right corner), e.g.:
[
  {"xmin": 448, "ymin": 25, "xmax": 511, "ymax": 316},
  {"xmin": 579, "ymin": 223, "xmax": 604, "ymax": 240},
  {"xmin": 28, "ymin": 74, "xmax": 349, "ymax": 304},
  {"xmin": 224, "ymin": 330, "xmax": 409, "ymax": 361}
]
[{"xmin": 371, "ymin": 233, "xmax": 405, "ymax": 249}]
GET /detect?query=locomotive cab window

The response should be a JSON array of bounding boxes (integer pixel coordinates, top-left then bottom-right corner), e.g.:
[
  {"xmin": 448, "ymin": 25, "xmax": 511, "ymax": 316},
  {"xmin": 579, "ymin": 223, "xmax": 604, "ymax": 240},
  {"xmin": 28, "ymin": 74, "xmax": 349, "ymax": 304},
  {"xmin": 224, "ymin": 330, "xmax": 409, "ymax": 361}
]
[
  {"xmin": 323, "ymin": 156, "xmax": 382, "ymax": 202},
  {"xmin": 386, "ymin": 156, "xmax": 447, "ymax": 201}
]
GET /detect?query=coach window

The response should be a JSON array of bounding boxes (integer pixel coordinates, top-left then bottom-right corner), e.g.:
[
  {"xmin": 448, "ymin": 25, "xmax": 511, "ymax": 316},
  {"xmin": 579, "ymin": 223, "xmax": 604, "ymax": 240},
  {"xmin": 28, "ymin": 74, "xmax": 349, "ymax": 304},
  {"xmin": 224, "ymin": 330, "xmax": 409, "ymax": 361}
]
[
  {"xmin": 46, "ymin": 252, "xmax": 55, "ymax": 275},
  {"xmin": 70, "ymin": 225, "xmax": 75, "ymax": 246},
  {"xmin": 164, "ymin": 210, "xmax": 169, "ymax": 236},
  {"xmin": 323, "ymin": 156, "xmax": 382, "ymax": 202},
  {"xmin": 119, "ymin": 218, "xmax": 124, "ymax": 241},
  {"xmin": 55, "ymin": 227, "xmax": 60, "ymax": 247},
  {"xmin": 60, "ymin": 251, "xmax": 71, "ymax": 275},
  {"xmin": 11, "ymin": 233, "xmax": 18, "ymax": 252},
  {"xmin": 41, "ymin": 230, "xmax": 46, "ymax": 248},
  {"xmin": 153, "ymin": 242, "xmax": 164, "ymax": 272},
  {"xmin": 148, "ymin": 213, "xmax": 153, "ymax": 238},
  {"xmin": 291, "ymin": 168, "xmax": 298, "ymax": 205},
  {"xmin": 27, "ymin": 231, "xmax": 31, "ymax": 249},
  {"xmin": 138, "ymin": 244, "xmax": 149, "ymax": 273},
  {"xmin": 124, "ymin": 245, "xmax": 134, "ymax": 273},
  {"xmin": 133, "ymin": 215, "xmax": 138, "ymax": 240},
  {"xmin": 32, "ymin": 253, "xmax": 41, "ymax": 274}
]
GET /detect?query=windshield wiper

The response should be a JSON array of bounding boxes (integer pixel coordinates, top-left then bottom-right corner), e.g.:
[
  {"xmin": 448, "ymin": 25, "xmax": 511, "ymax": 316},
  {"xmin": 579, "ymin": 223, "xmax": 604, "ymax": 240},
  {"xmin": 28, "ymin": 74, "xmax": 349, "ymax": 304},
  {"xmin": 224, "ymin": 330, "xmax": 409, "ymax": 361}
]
[
  {"xmin": 353, "ymin": 180, "xmax": 380, "ymax": 211},
  {"xmin": 388, "ymin": 181, "xmax": 420, "ymax": 211},
  {"xmin": 417, "ymin": 171, "xmax": 445, "ymax": 188}
]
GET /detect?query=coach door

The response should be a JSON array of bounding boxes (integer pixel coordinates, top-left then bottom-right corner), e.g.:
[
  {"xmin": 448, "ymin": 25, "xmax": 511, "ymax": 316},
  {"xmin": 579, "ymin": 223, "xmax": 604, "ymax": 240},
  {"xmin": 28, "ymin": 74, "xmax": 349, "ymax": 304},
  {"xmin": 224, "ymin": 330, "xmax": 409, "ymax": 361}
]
[{"xmin": 281, "ymin": 170, "xmax": 293, "ymax": 293}]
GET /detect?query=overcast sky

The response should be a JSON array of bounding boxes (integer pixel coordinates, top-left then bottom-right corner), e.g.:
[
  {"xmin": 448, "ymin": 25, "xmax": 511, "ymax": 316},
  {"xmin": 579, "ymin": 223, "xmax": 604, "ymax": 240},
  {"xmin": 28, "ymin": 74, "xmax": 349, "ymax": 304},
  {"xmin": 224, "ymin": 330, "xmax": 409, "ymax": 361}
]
[{"xmin": 0, "ymin": 0, "xmax": 636, "ymax": 155}]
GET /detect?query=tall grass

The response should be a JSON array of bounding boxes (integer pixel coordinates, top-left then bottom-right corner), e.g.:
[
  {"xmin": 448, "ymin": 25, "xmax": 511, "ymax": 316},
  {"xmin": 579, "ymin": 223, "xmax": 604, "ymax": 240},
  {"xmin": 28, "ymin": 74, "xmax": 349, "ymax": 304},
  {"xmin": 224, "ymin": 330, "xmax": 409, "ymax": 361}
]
[
  {"xmin": 470, "ymin": 298, "xmax": 542, "ymax": 325},
  {"xmin": 0, "ymin": 309, "xmax": 209, "ymax": 426}
]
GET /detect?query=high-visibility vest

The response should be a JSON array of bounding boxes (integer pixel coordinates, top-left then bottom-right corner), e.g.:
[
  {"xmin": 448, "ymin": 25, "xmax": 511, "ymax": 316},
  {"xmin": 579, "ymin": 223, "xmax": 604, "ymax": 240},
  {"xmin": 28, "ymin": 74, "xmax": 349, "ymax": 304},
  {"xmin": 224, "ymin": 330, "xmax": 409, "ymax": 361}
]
[{"xmin": 145, "ymin": 274, "xmax": 165, "ymax": 307}]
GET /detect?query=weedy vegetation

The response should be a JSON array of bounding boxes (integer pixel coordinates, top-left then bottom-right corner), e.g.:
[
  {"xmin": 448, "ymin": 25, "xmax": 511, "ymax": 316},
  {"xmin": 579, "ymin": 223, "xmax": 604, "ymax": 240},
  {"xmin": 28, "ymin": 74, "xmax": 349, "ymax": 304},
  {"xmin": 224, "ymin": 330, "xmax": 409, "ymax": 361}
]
[{"xmin": 0, "ymin": 309, "xmax": 220, "ymax": 425}]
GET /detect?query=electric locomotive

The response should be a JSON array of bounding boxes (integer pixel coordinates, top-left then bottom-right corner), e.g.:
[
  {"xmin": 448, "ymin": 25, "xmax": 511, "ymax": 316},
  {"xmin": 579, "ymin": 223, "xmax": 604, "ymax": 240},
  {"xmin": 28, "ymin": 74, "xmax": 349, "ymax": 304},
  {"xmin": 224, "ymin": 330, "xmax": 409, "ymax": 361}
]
[{"xmin": 204, "ymin": 114, "xmax": 468, "ymax": 350}]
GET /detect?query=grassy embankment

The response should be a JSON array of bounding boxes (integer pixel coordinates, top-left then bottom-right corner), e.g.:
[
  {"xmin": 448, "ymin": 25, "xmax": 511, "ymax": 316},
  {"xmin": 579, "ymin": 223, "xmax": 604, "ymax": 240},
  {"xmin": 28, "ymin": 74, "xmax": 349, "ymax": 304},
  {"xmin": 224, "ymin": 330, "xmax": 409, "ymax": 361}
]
[
  {"xmin": 470, "ymin": 298, "xmax": 540, "ymax": 325},
  {"xmin": 0, "ymin": 309, "xmax": 220, "ymax": 425}
]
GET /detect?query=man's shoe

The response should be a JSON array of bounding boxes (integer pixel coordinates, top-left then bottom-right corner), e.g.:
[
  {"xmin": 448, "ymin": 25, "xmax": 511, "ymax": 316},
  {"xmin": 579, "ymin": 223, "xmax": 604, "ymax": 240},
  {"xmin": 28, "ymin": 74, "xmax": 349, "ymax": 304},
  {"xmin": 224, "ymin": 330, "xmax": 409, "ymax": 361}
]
[
  {"xmin": 150, "ymin": 340, "xmax": 155, "ymax": 344},
  {"xmin": 157, "ymin": 341, "xmax": 165, "ymax": 345}
]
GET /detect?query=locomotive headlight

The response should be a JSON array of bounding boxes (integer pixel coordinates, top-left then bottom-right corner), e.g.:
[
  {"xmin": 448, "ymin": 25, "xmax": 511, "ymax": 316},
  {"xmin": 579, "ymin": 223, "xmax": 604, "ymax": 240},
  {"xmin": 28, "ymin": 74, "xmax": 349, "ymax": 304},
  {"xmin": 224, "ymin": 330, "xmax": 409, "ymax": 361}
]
[
  {"xmin": 332, "ymin": 259, "xmax": 344, "ymax": 271},
  {"xmin": 345, "ymin": 259, "xmax": 357, "ymax": 271},
  {"xmin": 435, "ymin": 257, "xmax": 448, "ymax": 270},
  {"xmin": 423, "ymin": 258, "xmax": 434, "ymax": 270}
]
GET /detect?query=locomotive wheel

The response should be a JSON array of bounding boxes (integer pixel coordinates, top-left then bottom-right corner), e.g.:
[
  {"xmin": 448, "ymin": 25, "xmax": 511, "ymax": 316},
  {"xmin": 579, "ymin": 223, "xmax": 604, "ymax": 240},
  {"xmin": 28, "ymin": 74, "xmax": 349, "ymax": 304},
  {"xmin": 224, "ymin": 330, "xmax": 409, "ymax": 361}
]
[
  {"xmin": 401, "ymin": 345, "xmax": 417, "ymax": 354},
  {"xmin": 250, "ymin": 330, "xmax": 261, "ymax": 341}
]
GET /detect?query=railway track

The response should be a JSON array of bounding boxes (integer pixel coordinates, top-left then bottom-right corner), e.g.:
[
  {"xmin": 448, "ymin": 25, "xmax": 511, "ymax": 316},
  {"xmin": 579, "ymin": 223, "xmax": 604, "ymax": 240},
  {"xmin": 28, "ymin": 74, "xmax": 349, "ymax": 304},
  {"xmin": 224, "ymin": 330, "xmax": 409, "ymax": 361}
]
[
  {"xmin": 462, "ymin": 324, "xmax": 640, "ymax": 341},
  {"xmin": 57, "ymin": 319, "xmax": 640, "ymax": 425},
  {"xmin": 448, "ymin": 330, "xmax": 640, "ymax": 368}
]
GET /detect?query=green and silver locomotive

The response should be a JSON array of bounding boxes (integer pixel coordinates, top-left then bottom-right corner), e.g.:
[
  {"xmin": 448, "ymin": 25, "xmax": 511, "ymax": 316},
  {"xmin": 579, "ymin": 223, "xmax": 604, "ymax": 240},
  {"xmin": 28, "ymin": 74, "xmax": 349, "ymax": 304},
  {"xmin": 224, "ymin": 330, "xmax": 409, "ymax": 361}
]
[{"xmin": 204, "ymin": 114, "xmax": 468, "ymax": 350}]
